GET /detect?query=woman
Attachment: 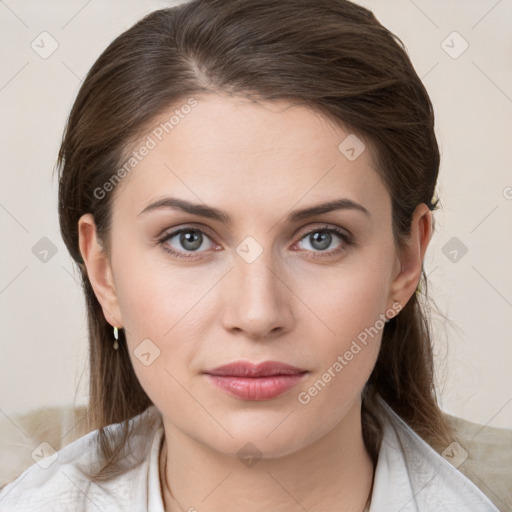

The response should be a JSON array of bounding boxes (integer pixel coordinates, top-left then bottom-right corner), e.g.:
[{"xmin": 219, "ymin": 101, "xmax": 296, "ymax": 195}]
[{"xmin": 0, "ymin": 0, "xmax": 506, "ymax": 510}]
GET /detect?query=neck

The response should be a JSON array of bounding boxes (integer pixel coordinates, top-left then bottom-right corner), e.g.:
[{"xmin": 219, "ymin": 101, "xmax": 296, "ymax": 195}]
[{"xmin": 159, "ymin": 399, "xmax": 374, "ymax": 512}]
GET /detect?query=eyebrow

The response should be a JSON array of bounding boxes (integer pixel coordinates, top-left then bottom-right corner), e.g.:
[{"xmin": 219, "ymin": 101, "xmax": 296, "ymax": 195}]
[{"xmin": 138, "ymin": 196, "xmax": 370, "ymax": 223}]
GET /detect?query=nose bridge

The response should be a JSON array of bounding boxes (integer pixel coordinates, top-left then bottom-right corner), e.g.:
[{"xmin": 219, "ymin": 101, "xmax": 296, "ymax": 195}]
[{"xmin": 222, "ymin": 239, "xmax": 292, "ymax": 338}]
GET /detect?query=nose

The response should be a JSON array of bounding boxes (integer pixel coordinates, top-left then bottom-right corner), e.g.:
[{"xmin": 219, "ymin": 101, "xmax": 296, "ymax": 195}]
[{"xmin": 221, "ymin": 248, "xmax": 294, "ymax": 341}]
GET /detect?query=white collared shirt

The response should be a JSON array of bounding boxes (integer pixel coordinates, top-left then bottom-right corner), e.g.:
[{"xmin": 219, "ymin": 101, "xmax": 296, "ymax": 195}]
[{"xmin": 0, "ymin": 396, "xmax": 500, "ymax": 511}]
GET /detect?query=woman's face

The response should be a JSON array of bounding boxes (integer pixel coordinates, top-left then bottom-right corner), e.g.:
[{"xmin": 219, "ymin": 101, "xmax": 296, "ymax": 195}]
[{"xmin": 80, "ymin": 93, "xmax": 426, "ymax": 457}]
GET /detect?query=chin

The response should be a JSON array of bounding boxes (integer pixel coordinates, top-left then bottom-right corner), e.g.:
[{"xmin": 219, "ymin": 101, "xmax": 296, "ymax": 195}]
[{"xmin": 192, "ymin": 412, "xmax": 317, "ymax": 461}]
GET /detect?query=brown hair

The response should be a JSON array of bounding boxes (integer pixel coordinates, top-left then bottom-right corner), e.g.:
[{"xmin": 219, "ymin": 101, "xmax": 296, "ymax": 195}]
[{"xmin": 56, "ymin": 0, "xmax": 454, "ymax": 480}]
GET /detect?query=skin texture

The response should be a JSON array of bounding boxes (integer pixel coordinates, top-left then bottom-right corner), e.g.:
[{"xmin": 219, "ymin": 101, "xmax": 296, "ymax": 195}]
[{"xmin": 78, "ymin": 93, "xmax": 432, "ymax": 512}]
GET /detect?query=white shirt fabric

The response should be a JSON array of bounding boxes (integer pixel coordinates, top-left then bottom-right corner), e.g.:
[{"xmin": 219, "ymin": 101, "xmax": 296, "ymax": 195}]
[{"xmin": 0, "ymin": 395, "xmax": 499, "ymax": 511}]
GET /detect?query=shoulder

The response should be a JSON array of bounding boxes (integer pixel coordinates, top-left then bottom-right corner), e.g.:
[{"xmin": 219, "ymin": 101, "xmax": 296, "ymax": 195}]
[
  {"xmin": 0, "ymin": 405, "xmax": 163, "ymax": 512},
  {"xmin": 441, "ymin": 411, "xmax": 512, "ymax": 511},
  {"xmin": 373, "ymin": 395, "xmax": 507, "ymax": 511},
  {"xmin": 0, "ymin": 404, "xmax": 90, "ymax": 488}
]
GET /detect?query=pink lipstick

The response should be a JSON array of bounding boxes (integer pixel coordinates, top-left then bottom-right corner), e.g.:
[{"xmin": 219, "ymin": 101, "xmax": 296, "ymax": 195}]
[{"xmin": 203, "ymin": 361, "xmax": 308, "ymax": 400}]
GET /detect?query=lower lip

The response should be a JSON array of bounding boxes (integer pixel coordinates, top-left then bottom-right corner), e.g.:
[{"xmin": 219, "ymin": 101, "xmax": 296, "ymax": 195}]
[{"xmin": 205, "ymin": 373, "xmax": 308, "ymax": 400}]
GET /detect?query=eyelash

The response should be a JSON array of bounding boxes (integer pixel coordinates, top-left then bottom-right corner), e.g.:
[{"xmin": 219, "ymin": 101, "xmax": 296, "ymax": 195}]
[{"xmin": 157, "ymin": 224, "xmax": 354, "ymax": 260}]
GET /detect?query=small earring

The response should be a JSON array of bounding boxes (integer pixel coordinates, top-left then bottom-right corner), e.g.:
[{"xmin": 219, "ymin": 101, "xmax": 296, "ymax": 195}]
[{"xmin": 113, "ymin": 326, "xmax": 119, "ymax": 350}]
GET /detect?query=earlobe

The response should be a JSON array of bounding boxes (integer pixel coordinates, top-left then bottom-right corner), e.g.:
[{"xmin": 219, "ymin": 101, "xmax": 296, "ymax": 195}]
[
  {"xmin": 388, "ymin": 204, "xmax": 433, "ymax": 309},
  {"xmin": 78, "ymin": 213, "xmax": 123, "ymax": 329}
]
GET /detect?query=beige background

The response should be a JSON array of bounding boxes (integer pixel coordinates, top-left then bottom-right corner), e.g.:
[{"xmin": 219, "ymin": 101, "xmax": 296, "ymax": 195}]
[{"xmin": 0, "ymin": 0, "xmax": 511, "ymax": 428}]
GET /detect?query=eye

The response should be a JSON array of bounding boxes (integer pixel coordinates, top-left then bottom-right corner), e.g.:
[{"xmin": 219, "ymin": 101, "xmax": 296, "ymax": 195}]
[
  {"xmin": 294, "ymin": 225, "xmax": 353, "ymax": 258},
  {"xmin": 158, "ymin": 227, "xmax": 218, "ymax": 259},
  {"xmin": 157, "ymin": 224, "xmax": 353, "ymax": 260}
]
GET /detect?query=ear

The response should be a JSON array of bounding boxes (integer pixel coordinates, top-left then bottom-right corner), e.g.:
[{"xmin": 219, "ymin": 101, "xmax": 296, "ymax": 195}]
[
  {"xmin": 387, "ymin": 203, "xmax": 433, "ymax": 311},
  {"xmin": 78, "ymin": 213, "xmax": 124, "ymax": 329}
]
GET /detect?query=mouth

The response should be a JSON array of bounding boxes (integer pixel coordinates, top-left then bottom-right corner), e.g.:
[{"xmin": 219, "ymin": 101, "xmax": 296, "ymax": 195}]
[{"xmin": 203, "ymin": 360, "xmax": 309, "ymax": 401}]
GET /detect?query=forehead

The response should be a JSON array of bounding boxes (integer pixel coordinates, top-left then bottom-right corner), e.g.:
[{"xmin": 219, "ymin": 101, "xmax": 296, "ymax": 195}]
[{"xmin": 112, "ymin": 93, "xmax": 389, "ymax": 220}]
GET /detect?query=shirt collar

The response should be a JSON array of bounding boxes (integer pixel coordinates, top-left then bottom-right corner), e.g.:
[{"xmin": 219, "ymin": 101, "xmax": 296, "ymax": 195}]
[{"xmin": 369, "ymin": 395, "xmax": 499, "ymax": 511}]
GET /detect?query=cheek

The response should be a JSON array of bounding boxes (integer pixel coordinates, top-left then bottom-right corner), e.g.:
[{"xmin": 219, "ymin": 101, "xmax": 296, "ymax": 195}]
[
  {"xmin": 295, "ymin": 249, "xmax": 392, "ymax": 346},
  {"xmin": 294, "ymin": 296, "xmax": 384, "ymax": 435},
  {"xmin": 112, "ymin": 237, "xmax": 197, "ymax": 339},
  {"xmin": 111, "ymin": 247, "xmax": 220, "ymax": 401},
  {"xmin": 293, "ymin": 250, "xmax": 392, "ymax": 400},
  {"xmin": 114, "ymin": 263, "xmax": 201, "ymax": 413}
]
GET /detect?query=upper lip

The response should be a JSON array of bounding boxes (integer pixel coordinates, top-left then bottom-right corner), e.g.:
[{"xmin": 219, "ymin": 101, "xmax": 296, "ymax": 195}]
[{"xmin": 204, "ymin": 361, "xmax": 308, "ymax": 377}]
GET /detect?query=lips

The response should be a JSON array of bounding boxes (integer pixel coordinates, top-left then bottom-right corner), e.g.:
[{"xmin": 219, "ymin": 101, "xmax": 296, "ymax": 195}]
[
  {"xmin": 203, "ymin": 361, "xmax": 309, "ymax": 400},
  {"xmin": 204, "ymin": 360, "xmax": 307, "ymax": 377}
]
